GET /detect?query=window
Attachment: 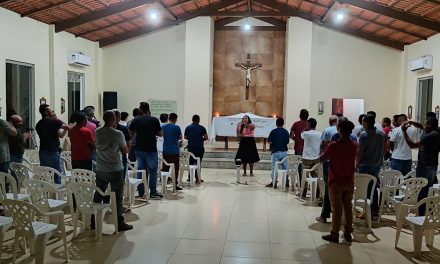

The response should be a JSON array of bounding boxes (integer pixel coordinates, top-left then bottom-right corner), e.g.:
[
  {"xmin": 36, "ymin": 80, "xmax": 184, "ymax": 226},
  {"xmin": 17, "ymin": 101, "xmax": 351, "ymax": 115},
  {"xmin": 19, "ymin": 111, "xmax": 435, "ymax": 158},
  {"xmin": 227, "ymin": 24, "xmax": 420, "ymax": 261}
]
[
  {"xmin": 416, "ymin": 77, "xmax": 433, "ymax": 123},
  {"xmin": 67, "ymin": 72, "xmax": 84, "ymax": 119},
  {"xmin": 6, "ymin": 61, "xmax": 34, "ymax": 129}
]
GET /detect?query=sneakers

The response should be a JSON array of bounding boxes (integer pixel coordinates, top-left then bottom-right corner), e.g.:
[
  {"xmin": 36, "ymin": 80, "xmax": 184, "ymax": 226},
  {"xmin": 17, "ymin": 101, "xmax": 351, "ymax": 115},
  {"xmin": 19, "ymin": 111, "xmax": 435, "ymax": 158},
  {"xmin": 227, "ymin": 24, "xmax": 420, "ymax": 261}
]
[
  {"xmin": 150, "ymin": 193, "xmax": 163, "ymax": 200},
  {"xmin": 265, "ymin": 182, "xmax": 273, "ymax": 187},
  {"xmin": 315, "ymin": 216, "xmax": 328, "ymax": 223},
  {"xmin": 118, "ymin": 223, "xmax": 133, "ymax": 232},
  {"xmin": 343, "ymin": 233, "xmax": 353, "ymax": 243},
  {"xmin": 176, "ymin": 186, "xmax": 183, "ymax": 191},
  {"xmin": 322, "ymin": 234, "xmax": 339, "ymax": 243}
]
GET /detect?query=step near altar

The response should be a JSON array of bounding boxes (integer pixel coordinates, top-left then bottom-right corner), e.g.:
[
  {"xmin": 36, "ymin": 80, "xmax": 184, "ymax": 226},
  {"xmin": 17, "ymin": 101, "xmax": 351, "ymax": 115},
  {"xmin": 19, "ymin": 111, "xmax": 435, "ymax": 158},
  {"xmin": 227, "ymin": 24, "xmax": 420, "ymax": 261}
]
[{"xmin": 201, "ymin": 151, "xmax": 272, "ymax": 170}]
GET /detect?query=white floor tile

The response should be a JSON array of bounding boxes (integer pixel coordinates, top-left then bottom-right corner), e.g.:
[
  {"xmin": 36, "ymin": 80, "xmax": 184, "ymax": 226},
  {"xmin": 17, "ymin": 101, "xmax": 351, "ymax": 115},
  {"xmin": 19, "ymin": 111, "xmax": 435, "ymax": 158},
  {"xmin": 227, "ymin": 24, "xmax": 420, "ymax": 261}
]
[{"xmin": 223, "ymin": 241, "xmax": 271, "ymax": 259}]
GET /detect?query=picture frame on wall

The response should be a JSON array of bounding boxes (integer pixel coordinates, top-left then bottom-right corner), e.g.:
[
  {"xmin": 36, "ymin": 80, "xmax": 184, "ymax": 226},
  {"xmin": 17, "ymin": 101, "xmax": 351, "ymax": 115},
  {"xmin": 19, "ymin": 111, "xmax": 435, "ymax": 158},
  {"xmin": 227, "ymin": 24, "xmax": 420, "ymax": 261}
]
[
  {"xmin": 61, "ymin": 98, "xmax": 66, "ymax": 114},
  {"xmin": 40, "ymin": 97, "xmax": 47, "ymax": 105},
  {"xmin": 408, "ymin": 105, "xmax": 413, "ymax": 120},
  {"xmin": 318, "ymin": 101, "xmax": 324, "ymax": 115}
]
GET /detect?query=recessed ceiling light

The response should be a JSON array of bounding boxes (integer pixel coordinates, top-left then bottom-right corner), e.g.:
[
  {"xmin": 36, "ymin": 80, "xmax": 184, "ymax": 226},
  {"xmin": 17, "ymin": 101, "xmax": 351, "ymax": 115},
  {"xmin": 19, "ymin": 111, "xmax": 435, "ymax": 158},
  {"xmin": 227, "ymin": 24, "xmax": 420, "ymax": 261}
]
[
  {"xmin": 336, "ymin": 13, "xmax": 344, "ymax": 22},
  {"xmin": 244, "ymin": 23, "xmax": 251, "ymax": 31},
  {"xmin": 150, "ymin": 11, "xmax": 158, "ymax": 20}
]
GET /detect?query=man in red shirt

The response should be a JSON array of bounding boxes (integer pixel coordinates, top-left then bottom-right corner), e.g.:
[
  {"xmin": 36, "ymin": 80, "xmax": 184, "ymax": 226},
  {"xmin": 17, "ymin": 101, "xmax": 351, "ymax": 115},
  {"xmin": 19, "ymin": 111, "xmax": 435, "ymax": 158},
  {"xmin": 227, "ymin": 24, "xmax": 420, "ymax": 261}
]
[
  {"xmin": 320, "ymin": 120, "xmax": 359, "ymax": 244},
  {"xmin": 290, "ymin": 109, "xmax": 309, "ymax": 155},
  {"xmin": 69, "ymin": 112, "xmax": 95, "ymax": 170}
]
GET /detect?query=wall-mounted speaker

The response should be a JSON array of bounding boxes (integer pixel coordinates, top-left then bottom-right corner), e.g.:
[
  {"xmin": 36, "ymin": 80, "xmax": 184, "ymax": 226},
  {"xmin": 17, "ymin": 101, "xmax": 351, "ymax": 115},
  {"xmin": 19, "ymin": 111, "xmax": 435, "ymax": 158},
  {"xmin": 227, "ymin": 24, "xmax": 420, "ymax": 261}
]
[{"xmin": 103, "ymin": 91, "xmax": 117, "ymax": 111}]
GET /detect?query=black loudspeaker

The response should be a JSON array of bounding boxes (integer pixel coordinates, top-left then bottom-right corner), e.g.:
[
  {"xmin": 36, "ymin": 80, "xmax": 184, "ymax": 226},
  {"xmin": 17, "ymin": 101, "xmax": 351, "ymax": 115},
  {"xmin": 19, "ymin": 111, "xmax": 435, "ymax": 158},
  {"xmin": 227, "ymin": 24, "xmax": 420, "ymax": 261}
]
[{"xmin": 103, "ymin": 92, "xmax": 117, "ymax": 111}]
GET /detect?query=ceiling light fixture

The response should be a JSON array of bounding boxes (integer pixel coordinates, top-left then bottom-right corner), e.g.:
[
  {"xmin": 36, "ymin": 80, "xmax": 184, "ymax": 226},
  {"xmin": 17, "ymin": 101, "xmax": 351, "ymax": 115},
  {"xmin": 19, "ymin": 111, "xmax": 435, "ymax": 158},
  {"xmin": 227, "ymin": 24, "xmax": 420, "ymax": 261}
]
[
  {"xmin": 150, "ymin": 10, "xmax": 158, "ymax": 20},
  {"xmin": 244, "ymin": 23, "xmax": 251, "ymax": 31},
  {"xmin": 336, "ymin": 13, "xmax": 344, "ymax": 22}
]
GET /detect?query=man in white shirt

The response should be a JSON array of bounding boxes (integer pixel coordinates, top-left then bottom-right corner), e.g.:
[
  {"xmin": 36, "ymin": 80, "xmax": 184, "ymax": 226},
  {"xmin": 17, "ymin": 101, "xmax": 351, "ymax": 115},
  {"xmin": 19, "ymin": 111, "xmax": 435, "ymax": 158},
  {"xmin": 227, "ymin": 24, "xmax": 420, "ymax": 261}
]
[
  {"xmin": 301, "ymin": 118, "xmax": 322, "ymax": 197},
  {"xmin": 390, "ymin": 114, "xmax": 418, "ymax": 176}
]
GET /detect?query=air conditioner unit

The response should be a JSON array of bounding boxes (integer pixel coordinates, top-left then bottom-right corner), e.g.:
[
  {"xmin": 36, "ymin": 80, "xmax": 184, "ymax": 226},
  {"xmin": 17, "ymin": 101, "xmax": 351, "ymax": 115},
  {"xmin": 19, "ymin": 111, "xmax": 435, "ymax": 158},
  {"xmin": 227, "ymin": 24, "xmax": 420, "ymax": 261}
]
[
  {"xmin": 409, "ymin": 55, "xmax": 432, "ymax": 71},
  {"xmin": 68, "ymin": 52, "xmax": 92, "ymax": 67}
]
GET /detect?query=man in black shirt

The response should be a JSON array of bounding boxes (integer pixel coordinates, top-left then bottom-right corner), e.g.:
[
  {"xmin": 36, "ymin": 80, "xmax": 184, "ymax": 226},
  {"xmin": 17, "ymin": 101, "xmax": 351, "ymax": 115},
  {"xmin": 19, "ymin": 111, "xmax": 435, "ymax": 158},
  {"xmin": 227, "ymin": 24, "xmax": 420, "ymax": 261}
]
[
  {"xmin": 8, "ymin": 115, "xmax": 31, "ymax": 163},
  {"xmin": 114, "ymin": 109, "xmax": 131, "ymax": 179},
  {"xmin": 184, "ymin": 115, "xmax": 208, "ymax": 183},
  {"xmin": 35, "ymin": 104, "xmax": 69, "ymax": 183},
  {"xmin": 403, "ymin": 117, "xmax": 440, "ymax": 215},
  {"xmin": 129, "ymin": 102, "xmax": 163, "ymax": 199}
]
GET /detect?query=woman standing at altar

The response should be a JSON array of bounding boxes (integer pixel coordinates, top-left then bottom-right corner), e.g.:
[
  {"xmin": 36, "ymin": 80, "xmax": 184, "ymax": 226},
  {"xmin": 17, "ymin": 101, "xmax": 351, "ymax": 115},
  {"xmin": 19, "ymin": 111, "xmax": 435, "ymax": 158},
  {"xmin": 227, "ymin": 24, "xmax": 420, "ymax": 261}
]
[{"xmin": 236, "ymin": 115, "xmax": 260, "ymax": 176}]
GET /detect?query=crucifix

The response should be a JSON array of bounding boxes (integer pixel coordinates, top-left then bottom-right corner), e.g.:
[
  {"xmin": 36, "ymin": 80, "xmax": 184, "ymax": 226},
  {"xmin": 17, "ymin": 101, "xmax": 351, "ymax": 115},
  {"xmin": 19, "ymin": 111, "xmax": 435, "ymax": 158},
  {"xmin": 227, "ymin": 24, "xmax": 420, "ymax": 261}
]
[{"xmin": 235, "ymin": 54, "xmax": 262, "ymax": 100}]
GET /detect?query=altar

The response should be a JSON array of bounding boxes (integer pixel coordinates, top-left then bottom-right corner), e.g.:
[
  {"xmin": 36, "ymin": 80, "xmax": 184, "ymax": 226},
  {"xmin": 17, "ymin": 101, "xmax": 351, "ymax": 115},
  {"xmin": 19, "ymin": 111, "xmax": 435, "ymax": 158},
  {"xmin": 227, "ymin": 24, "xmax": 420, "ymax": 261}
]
[{"xmin": 209, "ymin": 113, "xmax": 277, "ymax": 150}]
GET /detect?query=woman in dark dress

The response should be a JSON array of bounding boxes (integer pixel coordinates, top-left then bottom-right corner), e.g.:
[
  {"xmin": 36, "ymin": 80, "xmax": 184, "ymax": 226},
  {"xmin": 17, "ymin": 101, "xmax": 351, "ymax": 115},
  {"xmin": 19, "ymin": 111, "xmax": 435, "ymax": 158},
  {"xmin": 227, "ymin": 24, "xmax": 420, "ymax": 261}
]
[{"xmin": 235, "ymin": 115, "xmax": 260, "ymax": 176}]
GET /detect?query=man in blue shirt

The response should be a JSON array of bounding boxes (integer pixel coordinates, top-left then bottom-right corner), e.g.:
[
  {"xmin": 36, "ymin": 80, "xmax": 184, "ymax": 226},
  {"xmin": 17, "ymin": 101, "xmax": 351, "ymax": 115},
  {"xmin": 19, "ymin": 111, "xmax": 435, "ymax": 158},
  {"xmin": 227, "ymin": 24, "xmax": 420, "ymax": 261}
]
[
  {"xmin": 184, "ymin": 115, "xmax": 208, "ymax": 183},
  {"xmin": 162, "ymin": 113, "xmax": 183, "ymax": 191},
  {"xmin": 266, "ymin": 118, "xmax": 290, "ymax": 188}
]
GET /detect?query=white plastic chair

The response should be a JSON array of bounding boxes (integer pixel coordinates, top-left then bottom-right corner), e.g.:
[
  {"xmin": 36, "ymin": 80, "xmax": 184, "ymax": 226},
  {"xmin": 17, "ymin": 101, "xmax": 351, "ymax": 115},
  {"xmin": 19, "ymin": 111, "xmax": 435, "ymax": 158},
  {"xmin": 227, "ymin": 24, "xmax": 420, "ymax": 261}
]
[
  {"xmin": 0, "ymin": 172, "xmax": 31, "ymax": 202},
  {"xmin": 378, "ymin": 170, "xmax": 403, "ymax": 222},
  {"xmin": 26, "ymin": 179, "xmax": 70, "ymax": 220},
  {"xmin": 32, "ymin": 166, "xmax": 68, "ymax": 200},
  {"xmin": 2, "ymin": 199, "xmax": 68, "ymax": 264},
  {"xmin": 23, "ymin": 149, "xmax": 39, "ymax": 170},
  {"xmin": 71, "ymin": 168, "xmax": 95, "ymax": 184},
  {"xmin": 126, "ymin": 162, "xmax": 149, "ymax": 205},
  {"xmin": 354, "ymin": 174, "xmax": 377, "ymax": 231},
  {"xmin": 0, "ymin": 216, "xmax": 13, "ymax": 260},
  {"xmin": 395, "ymin": 196, "xmax": 440, "ymax": 257},
  {"xmin": 403, "ymin": 170, "xmax": 417, "ymax": 180},
  {"xmin": 178, "ymin": 151, "xmax": 201, "ymax": 186},
  {"xmin": 9, "ymin": 162, "xmax": 33, "ymax": 193},
  {"xmin": 381, "ymin": 160, "xmax": 391, "ymax": 171},
  {"xmin": 274, "ymin": 154, "xmax": 301, "ymax": 192},
  {"xmin": 160, "ymin": 157, "xmax": 176, "ymax": 194},
  {"xmin": 300, "ymin": 163, "xmax": 323, "ymax": 202},
  {"xmin": 68, "ymin": 182, "xmax": 118, "ymax": 240},
  {"xmin": 60, "ymin": 151, "xmax": 72, "ymax": 176}
]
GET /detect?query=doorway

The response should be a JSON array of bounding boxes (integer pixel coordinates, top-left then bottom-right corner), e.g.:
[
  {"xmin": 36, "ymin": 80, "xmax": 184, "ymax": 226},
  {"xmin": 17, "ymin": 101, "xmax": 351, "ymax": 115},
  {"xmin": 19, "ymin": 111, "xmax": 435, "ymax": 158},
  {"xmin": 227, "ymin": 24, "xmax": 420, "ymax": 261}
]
[
  {"xmin": 416, "ymin": 77, "xmax": 433, "ymax": 123},
  {"xmin": 67, "ymin": 72, "xmax": 84, "ymax": 119},
  {"xmin": 6, "ymin": 61, "xmax": 35, "ymax": 129}
]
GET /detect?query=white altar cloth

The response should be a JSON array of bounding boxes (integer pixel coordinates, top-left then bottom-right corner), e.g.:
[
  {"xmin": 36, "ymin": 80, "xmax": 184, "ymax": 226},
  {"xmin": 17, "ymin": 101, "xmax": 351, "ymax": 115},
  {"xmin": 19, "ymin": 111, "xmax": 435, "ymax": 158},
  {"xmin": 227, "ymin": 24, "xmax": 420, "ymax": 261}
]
[{"xmin": 209, "ymin": 113, "xmax": 276, "ymax": 142}]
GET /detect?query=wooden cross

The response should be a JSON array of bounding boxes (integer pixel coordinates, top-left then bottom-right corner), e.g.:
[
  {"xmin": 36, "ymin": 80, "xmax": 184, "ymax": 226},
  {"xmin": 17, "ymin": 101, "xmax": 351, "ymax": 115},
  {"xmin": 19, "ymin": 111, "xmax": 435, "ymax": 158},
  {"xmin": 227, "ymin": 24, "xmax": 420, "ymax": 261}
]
[{"xmin": 235, "ymin": 54, "xmax": 262, "ymax": 100}]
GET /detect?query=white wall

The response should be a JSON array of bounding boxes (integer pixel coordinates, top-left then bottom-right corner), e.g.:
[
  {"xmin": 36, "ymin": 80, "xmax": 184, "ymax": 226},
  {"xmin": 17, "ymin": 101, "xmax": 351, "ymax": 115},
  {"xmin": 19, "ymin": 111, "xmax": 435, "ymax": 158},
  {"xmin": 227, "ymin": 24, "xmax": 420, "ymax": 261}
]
[
  {"xmin": 310, "ymin": 24, "xmax": 402, "ymax": 130},
  {"xmin": 101, "ymin": 25, "xmax": 186, "ymax": 121},
  {"xmin": 0, "ymin": 8, "xmax": 101, "ymax": 124},
  {"xmin": 401, "ymin": 34, "xmax": 440, "ymax": 118}
]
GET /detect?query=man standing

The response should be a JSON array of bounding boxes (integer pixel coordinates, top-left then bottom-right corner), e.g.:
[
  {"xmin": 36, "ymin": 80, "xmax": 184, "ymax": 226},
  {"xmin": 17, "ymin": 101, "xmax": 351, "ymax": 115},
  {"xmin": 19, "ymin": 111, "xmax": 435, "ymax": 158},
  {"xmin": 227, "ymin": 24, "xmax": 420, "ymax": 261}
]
[
  {"xmin": 184, "ymin": 115, "xmax": 208, "ymax": 183},
  {"xmin": 68, "ymin": 112, "xmax": 94, "ymax": 170},
  {"xmin": 402, "ymin": 117, "xmax": 440, "ymax": 215},
  {"xmin": 157, "ymin": 113, "xmax": 169, "ymax": 156},
  {"xmin": 129, "ymin": 102, "xmax": 163, "ymax": 199},
  {"xmin": 316, "ymin": 115, "xmax": 338, "ymax": 223},
  {"xmin": 0, "ymin": 117, "xmax": 17, "ymax": 173},
  {"xmin": 290, "ymin": 109, "xmax": 309, "ymax": 156},
  {"xmin": 35, "ymin": 104, "xmax": 69, "ymax": 183},
  {"xmin": 389, "ymin": 114, "xmax": 416, "ymax": 176},
  {"xmin": 84, "ymin": 106, "xmax": 100, "ymax": 128},
  {"xmin": 114, "ymin": 109, "xmax": 131, "ymax": 178},
  {"xmin": 382, "ymin": 117, "xmax": 392, "ymax": 160},
  {"xmin": 300, "ymin": 118, "xmax": 322, "ymax": 197},
  {"xmin": 266, "ymin": 117, "xmax": 289, "ymax": 188},
  {"xmin": 321, "ymin": 120, "xmax": 359, "ymax": 244},
  {"xmin": 356, "ymin": 114, "xmax": 385, "ymax": 218},
  {"xmin": 127, "ymin": 108, "xmax": 140, "ymax": 162},
  {"xmin": 93, "ymin": 110, "xmax": 132, "ymax": 231},
  {"xmin": 162, "ymin": 113, "xmax": 183, "ymax": 191},
  {"xmin": 8, "ymin": 115, "xmax": 30, "ymax": 163}
]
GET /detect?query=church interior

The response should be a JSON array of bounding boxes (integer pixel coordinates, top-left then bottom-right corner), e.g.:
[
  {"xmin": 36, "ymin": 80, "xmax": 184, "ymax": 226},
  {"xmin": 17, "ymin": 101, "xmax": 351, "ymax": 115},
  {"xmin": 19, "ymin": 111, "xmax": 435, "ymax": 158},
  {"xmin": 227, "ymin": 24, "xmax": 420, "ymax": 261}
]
[{"xmin": 0, "ymin": 0, "xmax": 440, "ymax": 263}]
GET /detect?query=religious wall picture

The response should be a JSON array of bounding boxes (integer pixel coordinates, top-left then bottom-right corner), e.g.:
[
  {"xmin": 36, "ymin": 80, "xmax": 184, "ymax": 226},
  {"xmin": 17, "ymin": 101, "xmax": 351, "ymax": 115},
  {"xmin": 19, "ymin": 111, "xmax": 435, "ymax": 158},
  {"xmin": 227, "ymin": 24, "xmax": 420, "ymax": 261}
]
[
  {"xmin": 318, "ymin": 101, "xmax": 324, "ymax": 115},
  {"xmin": 408, "ymin": 105, "xmax": 413, "ymax": 120},
  {"xmin": 60, "ymin": 98, "xmax": 66, "ymax": 114},
  {"xmin": 40, "ymin": 97, "xmax": 47, "ymax": 105},
  {"xmin": 332, "ymin": 98, "xmax": 344, "ymax": 115},
  {"xmin": 435, "ymin": 105, "xmax": 440, "ymax": 120}
]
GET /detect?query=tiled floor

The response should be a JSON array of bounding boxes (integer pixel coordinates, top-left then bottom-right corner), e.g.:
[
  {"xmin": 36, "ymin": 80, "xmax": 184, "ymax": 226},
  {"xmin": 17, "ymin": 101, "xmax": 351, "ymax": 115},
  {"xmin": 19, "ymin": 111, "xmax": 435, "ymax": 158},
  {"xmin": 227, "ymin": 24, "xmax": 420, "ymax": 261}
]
[{"xmin": 2, "ymin": 169, "xmax": 439, "ymax": 264}]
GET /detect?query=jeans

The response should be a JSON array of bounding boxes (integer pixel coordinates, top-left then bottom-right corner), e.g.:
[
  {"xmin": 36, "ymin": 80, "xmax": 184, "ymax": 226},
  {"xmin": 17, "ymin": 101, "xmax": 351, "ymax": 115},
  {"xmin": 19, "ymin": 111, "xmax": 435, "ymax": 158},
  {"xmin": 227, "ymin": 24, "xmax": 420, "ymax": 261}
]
[
  {"xmin": 0, "ymin": 162, "xmax": 8, "ymax": 173},
  {"xmin": 390, "ymin": 158, "xmax": 412, "ymax": 177},
  {"xmin": 271, "ymin": 151, "xmax": 287, "ymax": 180},
  {"xmin": 358, "ymin": 165, "xmax": 381, "ymax": 213},
  {"xmin": 39, "ymin": 150, "xmax": 61, "ymax": 184},
  {"xmin": 329, "ymin": 184, "xmax": 354, "ymax": 236},
  {"xmin": 10, "ymin": 154, "xmax": 23, "ymax": 164},
  {"xmin": 162, "ymin": 153, "xmax": 180, "ymax": 186},
  {"xmin": 416, "ymin": 164, "xmax": 437, "ymax": 215},
  {"xmin": 320, "ymin": 160, "xmax": 331, "ymax": 218},
  {"xmin": 135, "ymin": 150, "xmax": 158, "ymax": 196},
  {"xmin": 94, "ymin": 170, "xmax": 125, "ymax": 224},
  {"xmin": 188, "ymin": 147, "xmax": 204, "ymax": 180}
]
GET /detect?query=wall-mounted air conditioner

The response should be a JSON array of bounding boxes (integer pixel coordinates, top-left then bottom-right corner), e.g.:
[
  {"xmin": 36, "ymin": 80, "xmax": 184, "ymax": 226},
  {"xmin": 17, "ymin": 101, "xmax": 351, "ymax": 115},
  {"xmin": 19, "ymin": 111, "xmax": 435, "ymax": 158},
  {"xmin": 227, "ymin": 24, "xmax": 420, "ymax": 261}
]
[
  {"xmin": 68, "ymin": 52, "xmax": 92, "ymax": 67},
  {"xmin": 409, "ymin": 55, "xmax": 433, "ymax": 72}
]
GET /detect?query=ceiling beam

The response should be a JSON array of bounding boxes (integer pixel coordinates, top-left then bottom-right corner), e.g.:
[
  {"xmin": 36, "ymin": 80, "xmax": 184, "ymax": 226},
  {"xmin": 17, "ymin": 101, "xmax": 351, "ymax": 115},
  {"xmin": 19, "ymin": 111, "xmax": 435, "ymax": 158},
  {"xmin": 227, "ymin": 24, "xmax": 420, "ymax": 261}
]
[
  {"xmin": 338, "ymin": 0, "xmax": 440, "ymax": 32},
  {"xmin": 99, "ymin": 0, "xmax": 241, "ymax": 47},
  {"xmin": 0, "ymin": 0, "xmax": 13, "ymax": 4},
  {"xmin": 254, "ymin": 0, "xmax": 403, "ymax": 50},
  {"xmin": 215, "ymin": 17, "xmax": 243, "ymax": 27},
  {"xmin": 208, "ymin": 10, "xmax": 295, "ymax": 16},
  {"xmin": 321, "ymin": 1, "xmax": 337, "ymax": 22},
  {"xmin": 257, "ymin": 17, "xmax": 286, "ymax": 28},
  {"xmin": 21, "ymin": 0, "xmax": 73, "ymax": 17},
  {"xmin": 55, "ymin": 0, "xmax": 156, "ymax": 32},
  {"xmin": 158, "ymin": 1, "xmax": 177, "ymax": 20},
  {"xmin": 216, "ymin": 25, "xmax": 284, "ymax": 31},
  {"xmin": 76, "ymin": 14, "xmax": 146, "ymax": 37}
]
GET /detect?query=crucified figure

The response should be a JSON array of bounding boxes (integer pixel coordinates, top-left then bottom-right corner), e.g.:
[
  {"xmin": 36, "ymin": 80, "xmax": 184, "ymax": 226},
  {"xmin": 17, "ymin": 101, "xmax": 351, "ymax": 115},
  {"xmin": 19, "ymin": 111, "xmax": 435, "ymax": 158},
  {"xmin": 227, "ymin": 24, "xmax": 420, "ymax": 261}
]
[{"xmin": 239, "ymin": 64, "xmax": 261, "ymax": 88}]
